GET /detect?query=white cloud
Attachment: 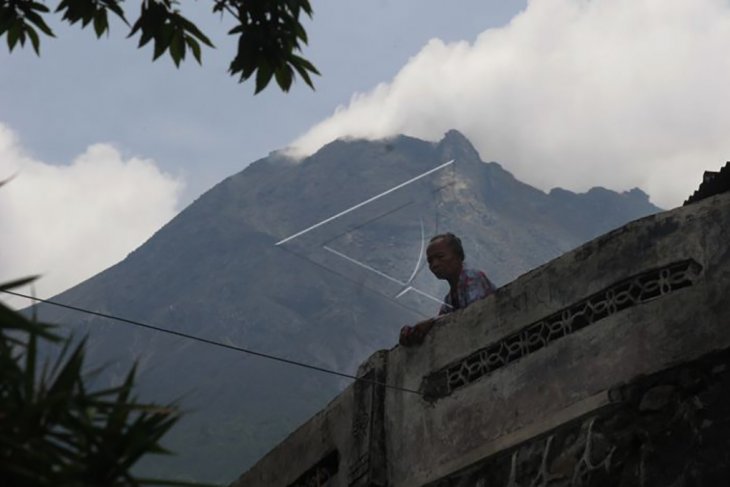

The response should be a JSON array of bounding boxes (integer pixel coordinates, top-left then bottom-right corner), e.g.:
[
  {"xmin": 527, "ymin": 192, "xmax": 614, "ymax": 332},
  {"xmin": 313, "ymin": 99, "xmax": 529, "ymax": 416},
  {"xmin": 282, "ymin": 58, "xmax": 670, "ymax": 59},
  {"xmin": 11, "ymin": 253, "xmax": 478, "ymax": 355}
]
[
  {"xmin": 0, "ymin": 122, "xmax": 183, "ymax": 303},
  {"xmin": 290, "ymin": 0, "xmax": 730, "ymax": 208}
]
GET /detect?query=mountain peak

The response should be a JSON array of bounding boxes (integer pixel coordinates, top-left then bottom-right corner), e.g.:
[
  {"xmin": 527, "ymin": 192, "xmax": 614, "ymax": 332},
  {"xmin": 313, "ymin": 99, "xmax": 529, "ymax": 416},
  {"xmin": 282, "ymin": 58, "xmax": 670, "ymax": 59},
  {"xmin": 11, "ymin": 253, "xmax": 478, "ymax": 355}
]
[
  {"xmin": 437, "ymin": 129, "xmax": 482, "ymax": 163},
  {"xmin": 623, "ymin": 187, "xmax": 651, "ymax": 202}
]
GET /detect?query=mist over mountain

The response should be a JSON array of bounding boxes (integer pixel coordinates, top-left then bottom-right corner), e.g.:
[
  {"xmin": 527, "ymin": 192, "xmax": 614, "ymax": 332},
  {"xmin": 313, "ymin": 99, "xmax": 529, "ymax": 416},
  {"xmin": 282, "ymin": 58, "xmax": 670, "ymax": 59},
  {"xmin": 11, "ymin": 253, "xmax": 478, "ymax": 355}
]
[{"xmin": 33, "ymin": 130, "xmax": 660, "ymax": 483}]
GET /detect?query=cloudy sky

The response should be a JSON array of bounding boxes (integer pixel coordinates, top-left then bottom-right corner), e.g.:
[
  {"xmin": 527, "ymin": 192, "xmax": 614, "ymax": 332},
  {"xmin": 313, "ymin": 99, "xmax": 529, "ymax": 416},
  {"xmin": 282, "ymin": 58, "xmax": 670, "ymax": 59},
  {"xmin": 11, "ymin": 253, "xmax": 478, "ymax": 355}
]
[{"xmin": 2, "ymin": 0, "xmax": 728, "ymax": 300}]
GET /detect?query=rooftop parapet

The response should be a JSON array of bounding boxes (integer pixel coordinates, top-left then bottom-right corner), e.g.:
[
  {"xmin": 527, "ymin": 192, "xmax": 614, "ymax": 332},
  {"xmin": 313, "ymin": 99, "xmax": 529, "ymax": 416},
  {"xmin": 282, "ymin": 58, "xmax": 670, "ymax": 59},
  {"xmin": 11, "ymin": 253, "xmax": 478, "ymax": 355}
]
[{"xmin": 684, "ymin": 161, "xmax": 730, "ymax": 205}]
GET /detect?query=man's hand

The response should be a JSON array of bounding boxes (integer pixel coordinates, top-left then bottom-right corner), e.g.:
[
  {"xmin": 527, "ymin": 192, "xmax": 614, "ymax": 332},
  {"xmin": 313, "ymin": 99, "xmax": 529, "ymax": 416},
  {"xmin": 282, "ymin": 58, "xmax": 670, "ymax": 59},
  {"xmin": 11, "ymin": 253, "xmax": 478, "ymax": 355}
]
[
  {"xmin": 399, "ymin": 325, "xmax": 415, "ymax": 346},
  {"xmin": 399, "ymin": 318, "xmax": 435, "ymax": 347}
]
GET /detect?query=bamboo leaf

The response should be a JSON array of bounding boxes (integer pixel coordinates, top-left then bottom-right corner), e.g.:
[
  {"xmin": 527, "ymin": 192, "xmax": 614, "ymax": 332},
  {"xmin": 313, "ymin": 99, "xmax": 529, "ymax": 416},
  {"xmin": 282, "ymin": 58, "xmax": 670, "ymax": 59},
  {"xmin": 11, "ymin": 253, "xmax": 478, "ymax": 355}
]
[
  {"xmin": 255, "ymin": 60, "xmax": 274, "ymax": 93},
  {"xmin": 186, "ymin": 37, "xmax": 202, "ymax": 64},
  {"xmin": 26, "ymin": 26, "xmax": 40, "ymax": 54},
  {"xmin": 93, "ymin": 9, "xmax": 109, "ymax": 38},
  {"xmin": 169, "ymin": 29, "xmax": 185, "ymax": 66},
  {"xmin": 25, "ymin": 9, "xmax": 55, "ymax": 37},
  {"xmin": 7, "ymin": 21, "xmax": 22, "ymax": 51}
]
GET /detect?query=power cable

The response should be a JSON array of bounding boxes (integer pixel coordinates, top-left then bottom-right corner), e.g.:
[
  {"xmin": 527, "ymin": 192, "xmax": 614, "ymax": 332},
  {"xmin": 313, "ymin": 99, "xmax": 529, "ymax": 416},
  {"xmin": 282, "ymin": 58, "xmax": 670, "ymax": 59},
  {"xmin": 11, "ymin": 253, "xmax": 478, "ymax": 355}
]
[{"xmin": 1, "ymin": 289, "xmax": 422, "ymax": 396}]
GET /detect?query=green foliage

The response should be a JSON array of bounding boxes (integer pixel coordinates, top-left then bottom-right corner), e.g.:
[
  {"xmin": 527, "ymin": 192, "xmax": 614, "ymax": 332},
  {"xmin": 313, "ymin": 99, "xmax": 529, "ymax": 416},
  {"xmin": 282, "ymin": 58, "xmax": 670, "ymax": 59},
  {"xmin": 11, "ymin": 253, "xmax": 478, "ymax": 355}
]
[
  {"xmin": 0, "ymin": 0, "xmax": 54, "ymax": 54},
  {"xmin": 215, "ymin": 0, "xmax": 317, "ymax": 93},
  {"xmin": 0, "ymin": 0, "xmax": 319, "ymax": 93},
  {"xmin": 128, "ymin": 1, "xmax": 212, "ymax": 67},
  {"xmin": 0, "ymin": 279, "xmax": 214, "ymax": 486},
  {"xmin": 57, "ymin": 0, "xmax": 127, "ymax": 38}
]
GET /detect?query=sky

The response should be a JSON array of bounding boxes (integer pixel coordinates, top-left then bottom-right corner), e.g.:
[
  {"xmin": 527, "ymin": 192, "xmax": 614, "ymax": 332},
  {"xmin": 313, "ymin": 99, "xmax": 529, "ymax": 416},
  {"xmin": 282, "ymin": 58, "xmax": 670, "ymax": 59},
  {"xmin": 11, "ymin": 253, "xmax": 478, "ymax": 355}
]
[{"xmin": 1, "ymin": 0, "xmax": 729, "ymax": 300}]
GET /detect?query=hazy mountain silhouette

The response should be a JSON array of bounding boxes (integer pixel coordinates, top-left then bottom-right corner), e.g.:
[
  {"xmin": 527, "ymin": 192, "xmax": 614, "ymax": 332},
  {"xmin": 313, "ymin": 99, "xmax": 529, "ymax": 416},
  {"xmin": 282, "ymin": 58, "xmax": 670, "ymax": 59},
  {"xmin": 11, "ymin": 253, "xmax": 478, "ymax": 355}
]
[{"xmin": 34, "ymin": 130, "xmax": 661, "ymax": 483}]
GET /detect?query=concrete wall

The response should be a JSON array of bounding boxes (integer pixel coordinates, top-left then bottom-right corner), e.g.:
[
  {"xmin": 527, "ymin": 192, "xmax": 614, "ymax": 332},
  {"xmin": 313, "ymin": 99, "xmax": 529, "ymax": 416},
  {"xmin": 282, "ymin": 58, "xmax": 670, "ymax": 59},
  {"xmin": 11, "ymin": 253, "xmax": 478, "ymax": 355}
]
[
  {"xmin": 428, "ymin": 346, "xmax": 730, "ymax": 486},
  {"xmin": 231, "ymin": 192, "xmax": 730, "ymax": 487},
  {"xmin": 230, "ymin": 350, "xmax": 389, "ymax": 487}
]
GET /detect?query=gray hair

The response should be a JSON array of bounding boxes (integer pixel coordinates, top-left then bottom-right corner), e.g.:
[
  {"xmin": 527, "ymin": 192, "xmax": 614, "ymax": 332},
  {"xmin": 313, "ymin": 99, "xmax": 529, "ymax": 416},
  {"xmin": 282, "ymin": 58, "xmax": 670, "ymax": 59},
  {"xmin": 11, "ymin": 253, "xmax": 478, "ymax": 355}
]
[{"xmin": 429, "ymin": 233, "xmax": 465, "ymax": 261}]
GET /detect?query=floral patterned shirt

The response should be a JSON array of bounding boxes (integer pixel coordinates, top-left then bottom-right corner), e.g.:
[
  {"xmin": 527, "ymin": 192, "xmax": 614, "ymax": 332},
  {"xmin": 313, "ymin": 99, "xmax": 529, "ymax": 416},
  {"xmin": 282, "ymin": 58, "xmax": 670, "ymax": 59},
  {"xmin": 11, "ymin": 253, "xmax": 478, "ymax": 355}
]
[{"xmin": 438, "ymin": 268, "xmax": 495, "ymax": 315}]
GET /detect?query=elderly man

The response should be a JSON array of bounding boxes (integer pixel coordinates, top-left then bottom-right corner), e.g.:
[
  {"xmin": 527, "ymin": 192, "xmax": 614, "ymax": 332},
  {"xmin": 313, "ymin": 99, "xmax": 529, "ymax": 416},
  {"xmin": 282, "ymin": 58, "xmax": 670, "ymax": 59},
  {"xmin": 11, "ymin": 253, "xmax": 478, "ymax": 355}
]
[{"xmin": 399, "ymin": 233, "xmax": 495, "ymax": 346}]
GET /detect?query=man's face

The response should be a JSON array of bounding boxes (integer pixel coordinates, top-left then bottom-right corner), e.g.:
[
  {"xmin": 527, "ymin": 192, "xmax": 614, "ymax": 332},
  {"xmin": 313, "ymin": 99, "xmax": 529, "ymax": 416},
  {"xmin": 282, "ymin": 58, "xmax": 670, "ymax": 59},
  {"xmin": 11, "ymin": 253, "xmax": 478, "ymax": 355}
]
[{"xmin": 427, "ymin": 238, "xmax": 463, "ymax": 281}]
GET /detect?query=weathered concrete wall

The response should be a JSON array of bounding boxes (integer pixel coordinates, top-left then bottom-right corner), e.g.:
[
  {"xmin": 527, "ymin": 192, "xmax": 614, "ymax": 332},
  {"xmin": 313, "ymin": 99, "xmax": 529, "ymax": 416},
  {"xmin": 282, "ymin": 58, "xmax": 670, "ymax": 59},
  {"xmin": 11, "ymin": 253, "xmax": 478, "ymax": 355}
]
[
  {"xmin": 231, "ymin": 351, "xmax": 389, "ymax": 487},
  {"xmin": 428, "ymin": 346, "xmax": 730, "ymax": 486},
  {"xmin": 229, "ymin": 384, "xmax": 352, "ymax": 486},
  {"xmin": 231, "ymin": 192, "xmax": 730, "ymax": 487}
]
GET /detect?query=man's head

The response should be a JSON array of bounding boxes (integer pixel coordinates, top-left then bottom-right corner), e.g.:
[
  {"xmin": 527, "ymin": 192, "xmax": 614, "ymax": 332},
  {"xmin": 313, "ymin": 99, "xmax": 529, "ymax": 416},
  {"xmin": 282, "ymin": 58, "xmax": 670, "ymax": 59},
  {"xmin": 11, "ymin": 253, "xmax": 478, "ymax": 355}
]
[{"xmin": 427, "ymin": 233, "xmax": 464, "ymax": 282}]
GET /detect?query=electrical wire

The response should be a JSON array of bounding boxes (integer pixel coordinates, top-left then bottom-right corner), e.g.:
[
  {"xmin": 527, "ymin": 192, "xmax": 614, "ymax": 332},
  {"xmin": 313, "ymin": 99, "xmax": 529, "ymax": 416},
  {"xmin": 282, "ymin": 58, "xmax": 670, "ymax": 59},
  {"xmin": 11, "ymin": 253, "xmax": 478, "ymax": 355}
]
[{"xmin": 1, "ymin": 289, "xmax": 422, "ymax": 396}]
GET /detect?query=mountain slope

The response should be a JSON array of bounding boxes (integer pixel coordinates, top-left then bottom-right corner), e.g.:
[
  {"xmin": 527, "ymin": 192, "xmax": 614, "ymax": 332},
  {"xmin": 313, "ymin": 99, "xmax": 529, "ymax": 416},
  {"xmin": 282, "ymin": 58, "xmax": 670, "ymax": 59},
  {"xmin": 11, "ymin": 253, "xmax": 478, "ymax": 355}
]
[{"xmin": 34, "ymin": 130, "xmax": 661, "ymax": 483}]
